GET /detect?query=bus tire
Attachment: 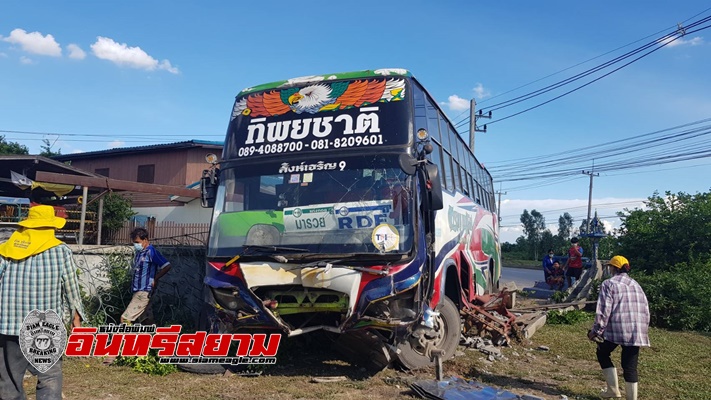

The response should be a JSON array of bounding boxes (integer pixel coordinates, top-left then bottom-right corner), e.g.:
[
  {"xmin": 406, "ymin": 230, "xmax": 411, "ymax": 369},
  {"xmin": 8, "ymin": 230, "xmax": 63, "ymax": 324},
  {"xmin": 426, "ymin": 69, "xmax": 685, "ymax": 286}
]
[
  {"xmin": 488, "ymin": 260, "xmax": 498, "ymax": 294},
  {"xmin": 395, "ymin": 296, "xmax": 460, "ymax": 370},
  {"xmin": 197, "ymin": 303, "xmax": 215, "ymax": 332}
]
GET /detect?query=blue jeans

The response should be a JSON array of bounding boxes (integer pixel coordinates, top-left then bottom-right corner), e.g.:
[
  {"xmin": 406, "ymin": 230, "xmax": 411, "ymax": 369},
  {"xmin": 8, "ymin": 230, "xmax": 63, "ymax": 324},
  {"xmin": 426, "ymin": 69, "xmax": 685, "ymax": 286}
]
[{"xmin": 0, "ymin": 334, "xmax": 63, "ymax": 400}]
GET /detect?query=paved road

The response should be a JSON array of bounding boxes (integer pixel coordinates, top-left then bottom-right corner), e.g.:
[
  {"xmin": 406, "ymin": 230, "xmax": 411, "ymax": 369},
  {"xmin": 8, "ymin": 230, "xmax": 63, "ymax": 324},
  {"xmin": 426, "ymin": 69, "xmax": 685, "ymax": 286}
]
[{"xmin": 501, "ymin": 266, "xmax": 543, "ymax": 289}]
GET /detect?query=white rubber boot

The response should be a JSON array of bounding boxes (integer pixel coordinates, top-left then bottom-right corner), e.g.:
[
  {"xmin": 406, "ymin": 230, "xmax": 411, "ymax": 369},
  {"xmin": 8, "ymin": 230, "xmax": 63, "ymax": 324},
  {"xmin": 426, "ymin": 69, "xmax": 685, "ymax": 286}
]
[
  {"xmin": 600, "ymin": 367, "xmax": 622, "ymax": 398},
  {"xmin": 625, "ymin": 382, "xmax": 638, "ymax": 400}
]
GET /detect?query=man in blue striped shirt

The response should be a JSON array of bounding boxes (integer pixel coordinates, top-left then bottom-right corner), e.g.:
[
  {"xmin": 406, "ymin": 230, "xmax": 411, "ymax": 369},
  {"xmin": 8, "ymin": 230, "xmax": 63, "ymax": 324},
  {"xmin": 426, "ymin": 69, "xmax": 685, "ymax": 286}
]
[
  {"xmin": 120, "ymin": 227, "xmax": 171, "ymax": 325},
  {"xmin": 0, "ymin": 205, "xmax": 85, "ymax": 400},
  {"xmin": 588, "ymin": 255, "xmax": 650, "ymax": 400}
]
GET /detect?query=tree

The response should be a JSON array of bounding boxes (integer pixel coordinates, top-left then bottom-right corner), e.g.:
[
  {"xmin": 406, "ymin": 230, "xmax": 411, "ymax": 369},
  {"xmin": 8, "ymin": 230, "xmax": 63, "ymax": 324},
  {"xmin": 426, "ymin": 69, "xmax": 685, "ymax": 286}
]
[
  {"xmin": 539, "ymin": 229, "xmax": 556, "ymax": 257},
  {"xmin": 0, "ymin": 135, "xmax": 29, "ymax": 155},
  {"xmin": 39, "ymin": 138, "xmax": 62, "ymax": 157},
  {"xmin": 617, "ymin": 190, "xmax": 711, "ymax": 273},
  {"xmin": 557, "ymin": 212, "xmax": 574, "ymax": 240},
  {"xmin": 520, "ymin": 209, "xmax": 546, "ymax": 260},
  {"xmin": 88, "ymin": 192, "xmax": 137, "ymax": 242}
]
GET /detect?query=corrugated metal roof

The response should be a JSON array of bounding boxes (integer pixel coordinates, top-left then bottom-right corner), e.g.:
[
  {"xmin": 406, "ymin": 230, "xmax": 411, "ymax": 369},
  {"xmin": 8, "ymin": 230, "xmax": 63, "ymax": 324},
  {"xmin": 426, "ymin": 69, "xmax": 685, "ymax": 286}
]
[{"xmin": 54, "ymin": 139, "xmax": 224, "ymax": 161}]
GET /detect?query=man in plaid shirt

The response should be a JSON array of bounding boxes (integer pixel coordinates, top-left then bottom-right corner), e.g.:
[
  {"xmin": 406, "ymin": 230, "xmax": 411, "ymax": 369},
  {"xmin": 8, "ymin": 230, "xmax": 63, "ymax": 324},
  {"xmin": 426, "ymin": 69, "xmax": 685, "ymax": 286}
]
[
  {"xmin": 588, "ymin": 255, "xmax": 650, "ymax": 400},
  {"xmin": 0, "ymin": 205, "xmax": 85, "ymax": 400}
]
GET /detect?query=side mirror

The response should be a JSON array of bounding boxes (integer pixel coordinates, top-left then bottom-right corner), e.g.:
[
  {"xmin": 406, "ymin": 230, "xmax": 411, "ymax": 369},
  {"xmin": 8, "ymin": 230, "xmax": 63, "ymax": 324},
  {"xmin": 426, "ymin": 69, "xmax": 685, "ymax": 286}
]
[
  {"xmin": 200, "ymin": 168, "xmax": 219, "ymax": 208},
  {"xmin": 398, "ymin": 153, "xmax": 417, "ymax": 176},
  {"xmin": 425, "ymin": 164, "xmax": 443, "ymax": 211}
]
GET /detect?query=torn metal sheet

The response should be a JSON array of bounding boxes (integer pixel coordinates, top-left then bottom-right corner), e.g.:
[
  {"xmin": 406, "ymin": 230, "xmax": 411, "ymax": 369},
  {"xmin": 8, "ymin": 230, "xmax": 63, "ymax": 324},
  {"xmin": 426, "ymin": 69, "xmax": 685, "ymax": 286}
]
[{"xmin": 411, "ymin": 376, "xmax": 525, "ymax": 400}]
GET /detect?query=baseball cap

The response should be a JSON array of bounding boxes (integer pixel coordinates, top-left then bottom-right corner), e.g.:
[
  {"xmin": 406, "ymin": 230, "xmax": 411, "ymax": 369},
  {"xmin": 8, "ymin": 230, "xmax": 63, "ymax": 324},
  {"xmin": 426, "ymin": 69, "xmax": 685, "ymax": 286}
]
[{"xmin": 607, "ymin": 255, "xmax": 629, "ymax": 269}]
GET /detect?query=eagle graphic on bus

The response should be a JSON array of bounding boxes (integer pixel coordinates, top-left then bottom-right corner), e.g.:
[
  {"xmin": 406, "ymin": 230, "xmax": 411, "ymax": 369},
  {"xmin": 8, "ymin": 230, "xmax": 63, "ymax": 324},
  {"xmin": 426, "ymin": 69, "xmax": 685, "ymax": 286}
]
[{"xmin": 232, "ymin": 78, "xmax": 406, "ymax": 118}]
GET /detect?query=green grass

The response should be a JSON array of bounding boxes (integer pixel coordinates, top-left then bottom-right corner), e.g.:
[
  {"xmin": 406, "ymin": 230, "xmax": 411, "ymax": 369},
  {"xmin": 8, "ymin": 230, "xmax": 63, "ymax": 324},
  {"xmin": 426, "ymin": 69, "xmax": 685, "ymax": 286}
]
[
  {"xmin": 501, "ymin": 258, "xmax": 540, "ymax": 269},
  {"xmin": 23, "ymin": 321, "xmax": 711, "ymax": 399},
  {"xmin": 449, "ymin": 317, "xmax": 711, "ymax": 399}
]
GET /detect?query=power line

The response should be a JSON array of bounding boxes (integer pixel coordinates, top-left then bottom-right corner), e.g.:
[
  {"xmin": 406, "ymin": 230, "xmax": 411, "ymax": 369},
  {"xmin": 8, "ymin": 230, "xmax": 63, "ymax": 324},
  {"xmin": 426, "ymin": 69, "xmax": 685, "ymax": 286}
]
[
  {"xmin": 498, "ymin": 200, "xmax": 645, "ymax": 220},
  {"xmin": 0, "ymin": 129, "xmax": 223, "ymax": 139},
  {"xmin": 452, "ymin": 14, "xmax": 711, "ymax": 130},
  {"xmin": 468, "ymin": 6, "xmax": 711, "ymax": 108},
  {"xmin": 486, "ymin": 117, "xmax": 711, "ymax": 168},
  {"xmin": 488, "ymin": 119, "xmax": 711, "ymax": 183},
  {"xmin": 492, "ymin": 123, "xmax": 711, "ymax": 179}
]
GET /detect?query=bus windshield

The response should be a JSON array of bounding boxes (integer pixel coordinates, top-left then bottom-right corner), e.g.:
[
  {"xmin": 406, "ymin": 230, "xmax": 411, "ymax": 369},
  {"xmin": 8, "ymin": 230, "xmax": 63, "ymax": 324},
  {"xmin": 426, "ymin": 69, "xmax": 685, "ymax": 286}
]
[{"xmin": 207, "ymin": 155, "xmax": 415, "ymax": 259}]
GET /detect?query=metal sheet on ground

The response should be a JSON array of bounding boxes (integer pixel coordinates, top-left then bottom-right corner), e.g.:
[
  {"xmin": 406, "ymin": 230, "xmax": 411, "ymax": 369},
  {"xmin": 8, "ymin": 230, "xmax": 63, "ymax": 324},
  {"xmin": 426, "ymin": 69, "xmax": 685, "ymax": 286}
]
[{"xmin": 411, "ymin": 377, "xmax": 524, "ymax": 400}]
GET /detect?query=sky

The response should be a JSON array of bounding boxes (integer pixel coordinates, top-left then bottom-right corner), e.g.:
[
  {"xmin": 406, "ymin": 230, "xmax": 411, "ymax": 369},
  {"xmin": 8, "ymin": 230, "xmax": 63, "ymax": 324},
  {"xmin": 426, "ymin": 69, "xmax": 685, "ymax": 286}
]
[{"xmin": 2, "ymin": 1, "xmax": 710, "ymax": 243}]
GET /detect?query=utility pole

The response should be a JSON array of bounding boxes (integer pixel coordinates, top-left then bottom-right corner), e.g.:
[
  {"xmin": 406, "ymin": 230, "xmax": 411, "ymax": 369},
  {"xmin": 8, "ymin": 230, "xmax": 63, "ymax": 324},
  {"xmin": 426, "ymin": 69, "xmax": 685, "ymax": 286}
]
[
  {"xmin": 582, "ymin": 167, "xmax": 599, "ymax": 234},
  {"xmin": 495, "ymin": 189, "xmax": 507, "ymax": 222},
  {"xmin": 469, "ymin": 99, "xmax": 491, "ymax": 154}
]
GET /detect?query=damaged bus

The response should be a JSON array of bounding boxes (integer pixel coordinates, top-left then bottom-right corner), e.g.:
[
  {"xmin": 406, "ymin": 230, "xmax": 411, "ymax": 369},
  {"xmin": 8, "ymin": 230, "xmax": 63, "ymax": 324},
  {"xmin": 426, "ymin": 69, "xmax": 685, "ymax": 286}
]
[{"xmin": 200, "ymin": 68, "xmax": 501, "ymax": 369}]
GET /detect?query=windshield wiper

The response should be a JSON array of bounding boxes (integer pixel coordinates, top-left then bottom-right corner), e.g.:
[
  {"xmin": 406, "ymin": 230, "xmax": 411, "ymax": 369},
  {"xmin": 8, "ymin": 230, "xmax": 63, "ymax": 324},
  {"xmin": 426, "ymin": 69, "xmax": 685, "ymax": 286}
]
[
  {"xmin": 301, "ymin": 260, "xmax": 389, "ymax": 276},
  {"xmin": 243, "ymin": 245, "xmax": 309, "ymax": 254},
  {"xmin": 238, "ymin": 245, "xmax": 310, "ymax": 263}
]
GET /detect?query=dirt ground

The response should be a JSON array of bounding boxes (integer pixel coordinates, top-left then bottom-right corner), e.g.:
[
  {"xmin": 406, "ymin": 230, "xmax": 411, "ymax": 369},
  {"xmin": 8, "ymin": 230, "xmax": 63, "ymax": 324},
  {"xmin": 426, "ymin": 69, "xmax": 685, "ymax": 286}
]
[{"xmin": 19, "ymin": 299, "xmax": 646, "ymax": 400}]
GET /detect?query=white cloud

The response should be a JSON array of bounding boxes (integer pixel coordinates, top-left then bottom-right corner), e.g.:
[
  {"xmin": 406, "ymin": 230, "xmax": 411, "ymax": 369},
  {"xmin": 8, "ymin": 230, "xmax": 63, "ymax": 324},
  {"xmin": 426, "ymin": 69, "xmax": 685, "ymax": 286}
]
[
  {"xmin": 20, "ymin": 56, "xmax": 33, "ymax": 65},
  {"xmin": 473, "ymin": 83, "xmax": 491, "ymax": 99},
  {"xmin": 158, "ymin": 59, "xmax": 179, "ymax": 74},
  {"xmin": 0, "ymin": 52, "xmax": 7, "ymax": 58},
  {"xmin": 442, "ymin": 94, "xmax": 470, "ymax": 111},
  {"xmin": 66, "ymin": 43, "xmax": 86, "ymax": 60},
  {"xmin": 108, "ymin": 140, "xmax": 125, "ymax": 148},
  {"xmin": 90, "ymin": 36, "xmax": 179, "ymax": 74},
  {"xmin": 660, "ymin": 35, "xmax": 704, "ymax": 47},
  {"xmin": 3, "ymin": 28, "xmax": 61, "ymax": 57},
  {"xmin": 70, "ymin": 149, "xmax": 84, "ymax": 154}
]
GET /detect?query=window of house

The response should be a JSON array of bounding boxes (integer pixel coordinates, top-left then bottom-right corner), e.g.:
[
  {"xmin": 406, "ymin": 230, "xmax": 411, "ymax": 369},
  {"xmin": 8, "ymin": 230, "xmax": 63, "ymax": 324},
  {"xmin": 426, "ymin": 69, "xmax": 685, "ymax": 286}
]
[
  {"xmin": 137, "ymin": 164, "xmax": 155, "ymax": 183},
  {"xmin": 94, "ymin": 168, "xmax": 109, "ymax": 177}
]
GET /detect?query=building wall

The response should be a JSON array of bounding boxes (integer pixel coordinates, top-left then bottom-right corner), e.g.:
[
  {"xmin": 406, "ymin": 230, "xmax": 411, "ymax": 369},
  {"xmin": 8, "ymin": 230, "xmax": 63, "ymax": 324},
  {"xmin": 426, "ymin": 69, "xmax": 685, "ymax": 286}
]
[
  {"xmin": 186, "ymin": 147, "xmax": 220, "ymax": 185},
  {"xmin": 64, "ymin": 146, "xmax": 222, "ymax": 208},
  {"xmin": 133, "ymin": 200, "xmax": 213, "ymax": 223},
  {"xmin": 68, "ymin": 244, "xmax": 205, "ymax": 325},
  {"xmin": 67, "ymin": 149, "xmax": 189, "ymax": 186}
]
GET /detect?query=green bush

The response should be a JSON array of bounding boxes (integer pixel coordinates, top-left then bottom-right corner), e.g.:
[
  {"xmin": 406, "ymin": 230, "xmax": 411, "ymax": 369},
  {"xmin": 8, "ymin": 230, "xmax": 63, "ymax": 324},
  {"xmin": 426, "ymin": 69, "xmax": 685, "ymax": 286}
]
[
  {"xmin": 550, "ymin": 290, "xmax": 568, "ymax": 303},
  {"xmin": 546, "ymin": 310, "xmax": 594, "ymax": 325},
  {"xmin": 114, "ymin": 350, "xmax": 178, "ymax": 376},
  {"xmin": 82, "ymin": 252, "xmax": 133, "ymax": 326},
  {"xmin": 634, "ymin": 260, "xmax": 711, "ymax": 332},
  {"xmin": 587, "ymin": 278, "xmax": 603, "ymax": 302},
  {"xmin": 88, "ymin": 192, "xmax": 137, "ymax": 243}
]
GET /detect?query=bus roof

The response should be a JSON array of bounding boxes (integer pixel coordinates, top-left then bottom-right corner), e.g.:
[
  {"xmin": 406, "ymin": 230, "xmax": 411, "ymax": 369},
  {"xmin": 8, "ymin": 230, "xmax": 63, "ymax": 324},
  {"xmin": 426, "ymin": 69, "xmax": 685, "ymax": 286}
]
[{"xmin": 237, "ymin": 68, "xmax": 413, "ymax": 97}]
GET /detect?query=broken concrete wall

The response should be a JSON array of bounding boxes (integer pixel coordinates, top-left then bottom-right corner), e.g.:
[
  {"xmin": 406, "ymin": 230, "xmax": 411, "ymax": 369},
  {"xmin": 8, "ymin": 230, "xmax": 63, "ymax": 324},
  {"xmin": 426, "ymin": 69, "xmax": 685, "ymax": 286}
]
[{"xmin": 68, "ymin": 244, "xmax": 205, "ymax": 325}]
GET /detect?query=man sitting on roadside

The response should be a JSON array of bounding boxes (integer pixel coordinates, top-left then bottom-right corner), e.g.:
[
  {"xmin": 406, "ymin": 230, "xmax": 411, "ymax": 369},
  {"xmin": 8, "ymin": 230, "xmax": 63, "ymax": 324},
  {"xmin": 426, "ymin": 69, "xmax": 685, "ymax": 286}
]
[{"xmin": 546, "ymin": 261, "xmax": 565, "ymax": 290}]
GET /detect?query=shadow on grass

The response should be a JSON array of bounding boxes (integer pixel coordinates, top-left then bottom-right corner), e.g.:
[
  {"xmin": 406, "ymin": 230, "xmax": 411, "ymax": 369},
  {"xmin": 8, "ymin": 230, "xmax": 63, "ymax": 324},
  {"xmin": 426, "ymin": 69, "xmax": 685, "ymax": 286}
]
[
  {"xmin": 231, "ymin": 332, "xmax": 386, "ymax": 380},
  {"xmin": 467, "ymin": 367, "xmax": 598, "ymax": 400}
]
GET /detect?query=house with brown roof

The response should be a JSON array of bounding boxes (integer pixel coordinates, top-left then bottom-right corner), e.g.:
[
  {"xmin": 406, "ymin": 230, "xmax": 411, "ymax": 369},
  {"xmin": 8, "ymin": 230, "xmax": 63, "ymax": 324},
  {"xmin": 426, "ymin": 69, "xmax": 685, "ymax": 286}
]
[{"xmin": 54, "ymin": 140, "xmax": 222, "ymax": 239}]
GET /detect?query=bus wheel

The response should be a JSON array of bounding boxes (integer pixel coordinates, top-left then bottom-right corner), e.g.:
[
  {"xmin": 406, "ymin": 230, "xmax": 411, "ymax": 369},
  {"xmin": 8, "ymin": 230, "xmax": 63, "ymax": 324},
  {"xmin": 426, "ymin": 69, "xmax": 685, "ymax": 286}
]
[
  {"xmin": 395, "ymin": 296, "xmax": 460, "ymax": 370},
  {"xmin": 179, "ymin": 304, "xmax": 227, "ymax": 374},
  {"xmin": 197, "ymin": 303, "xmax": 216, "ymax": 332}
]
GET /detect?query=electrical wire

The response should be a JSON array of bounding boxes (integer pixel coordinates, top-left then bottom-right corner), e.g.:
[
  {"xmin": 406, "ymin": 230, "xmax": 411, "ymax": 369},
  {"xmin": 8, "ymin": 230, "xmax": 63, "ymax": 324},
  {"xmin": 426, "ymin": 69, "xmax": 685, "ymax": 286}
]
[
  {"xmin": 466, "ymin": 6, "xmax": 711, "ymax": 111},
  {"xmin": 488, "ymin": 119, "xmax": 711, "ymax": 183},
  {"xmin": 451, "ymin": 14, "xmax": 711, "ymax": 130}
]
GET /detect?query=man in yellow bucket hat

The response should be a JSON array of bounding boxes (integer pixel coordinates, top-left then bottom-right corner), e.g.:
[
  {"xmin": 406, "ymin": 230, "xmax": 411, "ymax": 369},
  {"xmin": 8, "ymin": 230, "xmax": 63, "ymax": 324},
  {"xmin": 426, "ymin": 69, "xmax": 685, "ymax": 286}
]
[
  {"xmin": 0, "ymin": 205, "xmax": 85, "ymax": 400},
  {"xmin": 588, "ymin": 255, "xmax": 650, "ymax": 400}
]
